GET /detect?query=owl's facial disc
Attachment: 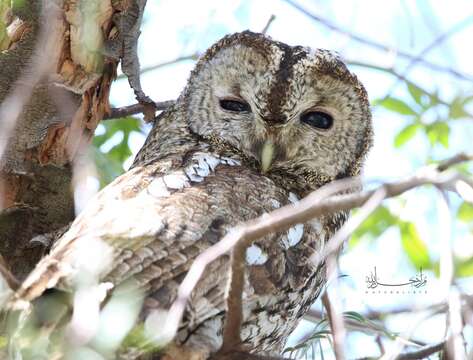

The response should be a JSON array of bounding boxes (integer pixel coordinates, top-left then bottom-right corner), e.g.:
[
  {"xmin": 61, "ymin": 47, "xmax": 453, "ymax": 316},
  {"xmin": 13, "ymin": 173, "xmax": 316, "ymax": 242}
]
[{"xmin": 186, "ymin": 31, "xmax": 372, "ymax": 186}]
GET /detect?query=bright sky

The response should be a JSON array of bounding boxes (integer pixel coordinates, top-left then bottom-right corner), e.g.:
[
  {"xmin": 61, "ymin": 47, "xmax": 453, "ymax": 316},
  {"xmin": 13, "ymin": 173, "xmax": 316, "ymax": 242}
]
[{"xmin": 108, "ymin": 1, "xmax": 473, "ymax": 357}]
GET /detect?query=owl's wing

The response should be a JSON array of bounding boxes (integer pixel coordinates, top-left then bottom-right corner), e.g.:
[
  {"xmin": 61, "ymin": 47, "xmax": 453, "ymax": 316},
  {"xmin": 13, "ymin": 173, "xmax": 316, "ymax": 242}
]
[
  {"xmin": 11, "ymin": 151, "xmax": 333, "ymax": 356},
  {"xmin": 15, "ymin": 152, "xmax": 292, "ymax": 310}
]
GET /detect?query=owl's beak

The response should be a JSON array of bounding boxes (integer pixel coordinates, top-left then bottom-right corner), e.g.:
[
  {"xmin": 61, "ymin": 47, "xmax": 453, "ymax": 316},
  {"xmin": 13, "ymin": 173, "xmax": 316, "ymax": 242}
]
[{"xmin": 260, "ymin": 140, "xmax": 275, "ymax": 173}]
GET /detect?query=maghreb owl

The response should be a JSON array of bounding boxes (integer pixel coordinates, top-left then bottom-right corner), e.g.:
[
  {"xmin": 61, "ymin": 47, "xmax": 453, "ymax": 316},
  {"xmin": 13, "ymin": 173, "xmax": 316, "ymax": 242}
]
[{"xmin": 9, "ymin": 31, "xmax": 372, "ymax": 359}]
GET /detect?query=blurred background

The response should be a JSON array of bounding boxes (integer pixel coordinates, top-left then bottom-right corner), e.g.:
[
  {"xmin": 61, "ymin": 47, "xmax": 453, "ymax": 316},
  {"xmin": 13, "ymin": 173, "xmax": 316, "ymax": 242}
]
[{"xmin": 91, "ymin": 1, "xmax": 473, "ymax": 358}]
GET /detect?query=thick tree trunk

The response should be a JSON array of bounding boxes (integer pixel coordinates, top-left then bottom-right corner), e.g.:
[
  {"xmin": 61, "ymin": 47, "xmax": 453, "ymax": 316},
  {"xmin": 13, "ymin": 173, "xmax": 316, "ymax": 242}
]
[{"xmin": 0, "ymin": 0, "xmax": 126, "ymax": 280}]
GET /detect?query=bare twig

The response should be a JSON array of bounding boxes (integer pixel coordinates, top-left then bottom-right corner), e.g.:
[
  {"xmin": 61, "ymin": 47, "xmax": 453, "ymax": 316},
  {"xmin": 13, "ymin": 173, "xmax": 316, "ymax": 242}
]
[
  {"xmin": 375, "ymin": 335, "xmax": 385, "ymax": 356},
  {"xmin": 316, "ymin": 188, "xmax": 388, "ymax": 359},
  {"xmin": 303, "ymin": 308, "xmax": 427, "ymax": 348},
  {"xmin": 437, "ymin": 152, "xmax": 473, "ymax": 171},
  {"xmin": 104, "ymin": 100, "xmax": 175, "ymax": 120},
  {"xmin": 312, "ymin": 186, "xmax": 387, "ymax": 268},
  {"xmin": 220, "ymin": 178, "xmax": 360, "ymax": 354},
  {"xmin": 384, "ymin": 15, "xmax": 473, "ymax": 97},
  {"xmin": 348, "ymin": 60, "xmax": 472, "ymax": 120},
  {"xmin": 158, "ymin": 153, "xmax": 472, "ymax": 346},
  {"xmin": 220, "ymin": 242, "xmax": 246, "ymax": 352},
  {"xmin": 322, "ymin": 292, "xmax": 345, "ymax": 360},
  {"xmin": 0, "ymin": 253, "xmax": 19, "ymax": 290},
  {"xmin": 437, "ymin": 190, "xmax": 466, "ymax": 359},
  {"xmin": 348, "ymin": 60, "xmax": 473, "ymax": 120},
  {"xmin": 395, "ymin": 340, "xmax": 445, "ymax": 360},
  {"xmin": 116, "ymin": 54, "xmax": 200, "ymax": 80},
  {"xmin": 261, "ymin": 15, "xmax": 276, "ymax": 35},
  {"xmin": 282, "ymin": 0, "xmax": 473, "ymax": 82}
]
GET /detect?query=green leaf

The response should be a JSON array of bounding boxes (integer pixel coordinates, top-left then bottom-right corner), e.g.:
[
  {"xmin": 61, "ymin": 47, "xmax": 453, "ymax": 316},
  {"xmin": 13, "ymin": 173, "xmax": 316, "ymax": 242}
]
[
  {"xmin": 343, "ymin": 311, "xmax": 366, "ymax": 323},
  {"xmin": 399, "ymin": 221, "xmax": 432, "ymax": 269},
  {"xmin": 407, "ymin": 82, "xmax": 424, "ymax": 106},
  {"xmin": 93, "ymin": 147, "xmax": 123, "ymax": 188},
  {"xmin": 449, "ymin": 97, "xmax": 470, "ymax": 119},
  {"xmin": 349, "ymin": 205, "xmax": 398, "ymax": 247},
  {"xmin": 394, "ymin": 123, "xmax": 421, "ymax": 147},
  {"xmin": 455, "ymin": 257, "xmax": 473, "ymax": 277},
  {"xmin": 0, "ymin": 0, "xmax": 10, "ymax": 50},
  {"xmin": 378, "ymin": 97, "xmax": 417, "ymax": 116},
  {"xmin": 461, "ymin": 95, "xmax": 473, "ymax": 105},
  {"xmin": 425, "ymin": 122, "xmax": 450, "ymax": 148},
  {"xmin": 428, "ymin": 90, "xmax": 441, "ymax": 107},
  {"xmin": 458, "ymin": 202, "xmax": 473, "ymax": 223},
  {"xmin": 92, "ymin": 116, "xmax": 142, "ymax": 187},
  {"xmin": 283, "ymin": 330, "xmax": 331, "ymax": 354},
  {"xmin": 11, "ymin": 0, "xmax": 25, "ymax": 11}
]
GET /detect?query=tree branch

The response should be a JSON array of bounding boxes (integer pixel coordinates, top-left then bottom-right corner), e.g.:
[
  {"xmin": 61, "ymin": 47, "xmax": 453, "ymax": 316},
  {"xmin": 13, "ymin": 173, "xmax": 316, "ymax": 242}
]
[
  {"xmin": 347, "ymin": 60, "xmax": 473, "ymax": 120},
  {"xmin": 261, "ymin": 15, "xmax": 276, "ymax": 35},
  {"xmin": 322, "ymin": 292, "xmax": 345, "ymax": 360},
  {"xmin": 156, "ymin": 153, "xmax": 472, "ymax": 347},
  {"xmin": 395, "ymin": 340, "xmax": 445, "ymax": 360},
  {"xmin": 116, "ymin": 54, "xmax": 200, "ymax": 80},
  {"xmin": 303, "ymin": 309, "xmax": 427, "ymax": 348},
  {"xmin": 104, "ymin": 100, "xmax": 175, "ymax": 120},
  {"xmin": 109, "ymin": 14, "xmax": 277, "ymax": 121},
  {"xmin": 0, "ymin": 252, "xmax": 19, "ymax": 290},
  {"xmin": 383, "ymin": 15, "xmax": 473, "ymax": 97}
]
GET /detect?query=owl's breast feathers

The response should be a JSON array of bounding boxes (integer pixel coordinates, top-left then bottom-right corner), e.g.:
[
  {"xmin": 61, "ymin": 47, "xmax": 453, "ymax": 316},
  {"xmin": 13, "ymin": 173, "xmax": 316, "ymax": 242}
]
[{"xmin": 13, "ymin": 149, "xmax": 339, "ymax": 353}]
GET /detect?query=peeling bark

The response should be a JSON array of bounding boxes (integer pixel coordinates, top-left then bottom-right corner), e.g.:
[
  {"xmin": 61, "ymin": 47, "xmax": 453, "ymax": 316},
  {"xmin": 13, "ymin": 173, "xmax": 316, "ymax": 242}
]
[{"xmin": 0, "ymin": 0, "xmax": 144, "ymax": 279}]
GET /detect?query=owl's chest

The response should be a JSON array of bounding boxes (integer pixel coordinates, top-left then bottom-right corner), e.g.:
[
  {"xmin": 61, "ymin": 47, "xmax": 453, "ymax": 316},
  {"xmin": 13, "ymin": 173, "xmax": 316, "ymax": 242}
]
[
  {"xmin": 143, "ymin": 150, "xmax": 333, "ymax": 353},
  {"xmin": 183, "ymin": 150, "xmax": 330, "ymax": 301}
]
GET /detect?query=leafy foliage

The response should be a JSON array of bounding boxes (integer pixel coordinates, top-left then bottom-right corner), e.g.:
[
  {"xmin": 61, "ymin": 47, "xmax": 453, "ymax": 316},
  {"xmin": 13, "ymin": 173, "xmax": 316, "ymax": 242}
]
[
  {"xmin": 283, "ymin": 314, "xmax": 331, "ymax": 359},
  {"xmin": 0, "ymin": 0, "xmax": 10, "ymax": 50},
  {"xmin": 398, "ymin": 221, "xmax": 432, "ymax": 269},
  {"xmin": 283, "ymin": 310, "xmax": 400, "ymax": 359},
  {"xmin": 350, "ymin": 79, "xmax": 472, "ymax": 276},
  {"xmin": 377, "ymin": 82, "xmax": 471, "ymax": 151},
  {"xmin": 92, "ymin": 117, "xmax": 143, "ymax": 188},
  {"xmin": 376, "ymin": 97, "xmax": 418, "ymax": 116},
  {"xmin": 349, "ymin": 205, "xmax": 398, "ymax": 247},
  {"xmin": 458, "ymin": 202, "xmax": 473, "ymax": 223}
]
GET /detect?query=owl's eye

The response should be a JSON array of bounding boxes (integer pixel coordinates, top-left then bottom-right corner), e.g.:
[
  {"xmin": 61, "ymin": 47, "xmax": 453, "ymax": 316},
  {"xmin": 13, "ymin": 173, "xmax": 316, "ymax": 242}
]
[
  {"xmin": 300, "ymin": 111, "xmax": 333, "ymax": 130},
  {"xmin": 219, "ymin": 99, "xmax": 251, "ymax": 113}
]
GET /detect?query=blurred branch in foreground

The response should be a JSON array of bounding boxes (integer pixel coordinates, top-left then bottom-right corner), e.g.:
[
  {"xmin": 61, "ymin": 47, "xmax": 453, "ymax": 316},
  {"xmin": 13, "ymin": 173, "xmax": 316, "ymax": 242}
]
[
  {"xmin": 148, "ymin": 152, "xmax": 472, "ymax": 357},
  {"xmin": 395, "ymin": 340, "xmax": 446, "ymax": 360}
]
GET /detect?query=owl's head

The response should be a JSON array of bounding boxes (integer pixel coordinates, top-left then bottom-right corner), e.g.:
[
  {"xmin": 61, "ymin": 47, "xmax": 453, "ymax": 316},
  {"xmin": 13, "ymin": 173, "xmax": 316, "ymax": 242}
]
[{"xmin": 183, "ymin": 31, "xmax": 372, "ymax": 192}]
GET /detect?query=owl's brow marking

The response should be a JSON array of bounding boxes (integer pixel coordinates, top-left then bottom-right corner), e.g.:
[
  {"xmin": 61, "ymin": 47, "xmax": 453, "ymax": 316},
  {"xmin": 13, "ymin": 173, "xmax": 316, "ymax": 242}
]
[{"xmin": 266, "ymin": 45, "xmax": 308, "ymax": 123}]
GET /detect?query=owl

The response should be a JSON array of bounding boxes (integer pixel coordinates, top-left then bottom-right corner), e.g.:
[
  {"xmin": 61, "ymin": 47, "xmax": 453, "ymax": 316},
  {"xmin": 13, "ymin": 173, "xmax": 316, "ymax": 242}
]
[{"xmin": 9, "ymin": 31, "xmax": 372, "ymax": 358}]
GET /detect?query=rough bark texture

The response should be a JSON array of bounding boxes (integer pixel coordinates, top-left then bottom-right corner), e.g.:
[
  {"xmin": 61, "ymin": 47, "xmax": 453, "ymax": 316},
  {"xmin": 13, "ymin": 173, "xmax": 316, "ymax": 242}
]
[
  {"xmin": 0, "ymin": 2, "xmax": 292, "ymax": 359},
  {"xmin": 0, "ymin": 0, "xmax": 135, "ymax": 280}
]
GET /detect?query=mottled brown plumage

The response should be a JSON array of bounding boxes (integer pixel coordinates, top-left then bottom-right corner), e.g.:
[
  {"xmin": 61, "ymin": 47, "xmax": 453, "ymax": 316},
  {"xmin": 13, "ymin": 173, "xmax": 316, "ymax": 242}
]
[{"xmin": 11, "ymin": 31, "xmax": 372, "ymax": 358}]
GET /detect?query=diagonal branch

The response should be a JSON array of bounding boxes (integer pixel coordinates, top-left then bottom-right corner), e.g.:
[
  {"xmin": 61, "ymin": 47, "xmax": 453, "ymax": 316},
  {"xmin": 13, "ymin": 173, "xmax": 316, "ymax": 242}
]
[
  {"xmin": 261, "ymin": 15, "xmax": 276, "ymax": 35},
  {"xmin": 383, "ymin": 15, "xmax": 473, "ymax": 97},
  {"xmin": 155, "ymin": 153, "xmax": 472, "ymax": 348},
  {"xmin": 322, "ymin": 291, "xmax": 345, "ymax": 360},
  {"xmin": 395, "ymin": 340, "xmax": 445, "ymax": 360}
]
